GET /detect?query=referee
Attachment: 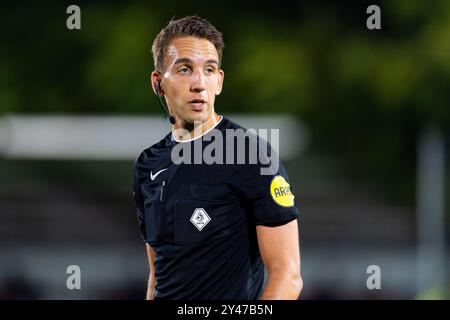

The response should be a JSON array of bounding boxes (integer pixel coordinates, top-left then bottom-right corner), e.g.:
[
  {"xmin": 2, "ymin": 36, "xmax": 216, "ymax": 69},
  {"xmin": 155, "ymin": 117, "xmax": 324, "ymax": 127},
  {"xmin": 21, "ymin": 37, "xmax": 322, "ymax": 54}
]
[{"xmin": 133, "ymin": 16, "xmax": 303, "ymax": 300}]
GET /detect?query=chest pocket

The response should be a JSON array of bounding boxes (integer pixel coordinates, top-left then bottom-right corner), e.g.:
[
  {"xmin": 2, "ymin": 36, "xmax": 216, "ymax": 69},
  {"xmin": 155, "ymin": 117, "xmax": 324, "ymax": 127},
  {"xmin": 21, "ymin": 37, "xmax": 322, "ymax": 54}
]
[{"xmin": 174, "ymin": 184, "xmax": 243, "ymax": 245}]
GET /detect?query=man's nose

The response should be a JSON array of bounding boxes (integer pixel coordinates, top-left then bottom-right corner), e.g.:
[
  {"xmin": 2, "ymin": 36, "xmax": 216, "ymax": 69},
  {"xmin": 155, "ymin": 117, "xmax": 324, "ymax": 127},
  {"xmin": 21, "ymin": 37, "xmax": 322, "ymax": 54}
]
[{"xmin": 190, "ymin": 71, "xmax": 206, "ymax": 92}]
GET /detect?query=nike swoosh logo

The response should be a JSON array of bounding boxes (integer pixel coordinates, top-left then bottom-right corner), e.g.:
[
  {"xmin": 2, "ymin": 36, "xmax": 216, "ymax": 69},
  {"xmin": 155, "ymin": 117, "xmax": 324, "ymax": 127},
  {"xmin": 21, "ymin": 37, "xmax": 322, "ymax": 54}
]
[{"xmin": 150, "ymin": 168, "xmax": 168, "ymax": 181}]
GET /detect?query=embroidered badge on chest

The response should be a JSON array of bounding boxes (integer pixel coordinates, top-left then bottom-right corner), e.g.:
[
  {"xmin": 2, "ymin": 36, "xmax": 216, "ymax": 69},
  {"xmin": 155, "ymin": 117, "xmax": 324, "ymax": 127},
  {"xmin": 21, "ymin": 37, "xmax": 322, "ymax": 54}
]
[{"xmin": 190, "ymin": 208, "xmax": 211, "ymax": 231}]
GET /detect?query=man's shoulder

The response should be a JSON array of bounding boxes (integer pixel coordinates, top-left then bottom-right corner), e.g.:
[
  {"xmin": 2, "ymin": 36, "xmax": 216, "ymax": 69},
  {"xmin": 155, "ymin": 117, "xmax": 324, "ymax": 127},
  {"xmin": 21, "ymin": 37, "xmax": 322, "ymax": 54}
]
[
  {"xmin": 134, "ymin": 132, "xmax": 172, "ymax": 168},
  {"xmin": 225, "ymin": 116, "xmax": 281, "ymax": 169},
  {"xmin": 220, "ymin": 116, "xmax": 269, "ymax": 147},
  {"xmin": 220, "ymin": 116, "xmax": 248, "ymax": 132}
]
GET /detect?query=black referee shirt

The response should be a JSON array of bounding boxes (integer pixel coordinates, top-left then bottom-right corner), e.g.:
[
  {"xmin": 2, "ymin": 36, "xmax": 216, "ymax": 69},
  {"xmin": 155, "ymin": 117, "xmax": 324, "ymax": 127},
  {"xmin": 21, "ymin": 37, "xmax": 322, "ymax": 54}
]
[{"xmin": 133, "ymin": 116, "xmax": 299, "ymax": 299}]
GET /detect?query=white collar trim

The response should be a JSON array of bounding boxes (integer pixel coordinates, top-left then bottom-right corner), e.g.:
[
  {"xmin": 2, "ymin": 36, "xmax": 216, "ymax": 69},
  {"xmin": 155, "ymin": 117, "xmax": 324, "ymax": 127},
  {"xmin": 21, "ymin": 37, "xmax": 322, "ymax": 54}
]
[{"xmin": 171, "ymin": 116, "xmax": 224, "ymax": 143}]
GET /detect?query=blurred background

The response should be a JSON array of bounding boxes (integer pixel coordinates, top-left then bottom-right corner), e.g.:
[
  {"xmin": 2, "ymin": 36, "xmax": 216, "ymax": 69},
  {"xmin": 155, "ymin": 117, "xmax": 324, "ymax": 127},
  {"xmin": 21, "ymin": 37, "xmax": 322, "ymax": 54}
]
[{"xmin": 0, "ymin": 0, "xmax": 449, "ymax": 299}]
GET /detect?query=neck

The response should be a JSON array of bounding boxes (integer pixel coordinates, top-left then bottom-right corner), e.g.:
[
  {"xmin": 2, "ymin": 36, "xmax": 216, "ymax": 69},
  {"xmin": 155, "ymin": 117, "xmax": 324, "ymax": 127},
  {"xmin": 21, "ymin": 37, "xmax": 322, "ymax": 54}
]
[{"xmin": 172, "ymin": 113, "xmax": 221, "ymax": 142}]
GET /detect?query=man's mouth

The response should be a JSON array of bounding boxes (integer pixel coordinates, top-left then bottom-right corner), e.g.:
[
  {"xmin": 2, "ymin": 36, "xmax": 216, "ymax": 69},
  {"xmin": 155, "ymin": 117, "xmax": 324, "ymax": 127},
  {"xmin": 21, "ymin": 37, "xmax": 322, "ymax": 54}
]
[{"xmin": 188, "ymin": 99, "xmax": 206, "ymax": 111}]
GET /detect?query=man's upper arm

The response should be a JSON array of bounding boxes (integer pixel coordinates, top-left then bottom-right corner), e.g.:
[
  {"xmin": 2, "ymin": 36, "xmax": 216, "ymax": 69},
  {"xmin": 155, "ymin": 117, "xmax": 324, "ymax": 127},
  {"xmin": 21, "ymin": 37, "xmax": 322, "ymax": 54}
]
[
  {"xmin": 133, "ymin": 157, "xmax": 148, "ymax": 242},
  {"xmin": 256, "ymin": 219, "xmax": 300, "ymax": 274},
  {"xmin": 145, "ymin": 243, "xmax": 157, "ymax": 300},
  {"xmin": 146, "ymin": 243, "xmax": 156, "ymax": 272}
]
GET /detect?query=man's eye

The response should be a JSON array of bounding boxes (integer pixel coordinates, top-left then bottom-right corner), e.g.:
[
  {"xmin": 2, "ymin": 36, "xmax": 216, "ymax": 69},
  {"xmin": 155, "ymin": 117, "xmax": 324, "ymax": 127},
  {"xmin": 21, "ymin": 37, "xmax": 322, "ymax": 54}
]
[
  {"xmin": 179, "ymin": 67, "xmax": 190, "ymax": 73},
  {"xmin": 206, "ymin": 67, "xmax": 215, "ymax": 73}
]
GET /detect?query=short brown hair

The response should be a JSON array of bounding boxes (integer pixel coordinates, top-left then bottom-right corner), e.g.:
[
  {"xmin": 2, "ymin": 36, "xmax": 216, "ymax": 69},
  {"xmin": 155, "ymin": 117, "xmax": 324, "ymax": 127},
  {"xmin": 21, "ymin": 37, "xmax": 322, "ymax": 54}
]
[{"xmin": 151, "ymin": 15, "xmax": 224, "ymax": 72}]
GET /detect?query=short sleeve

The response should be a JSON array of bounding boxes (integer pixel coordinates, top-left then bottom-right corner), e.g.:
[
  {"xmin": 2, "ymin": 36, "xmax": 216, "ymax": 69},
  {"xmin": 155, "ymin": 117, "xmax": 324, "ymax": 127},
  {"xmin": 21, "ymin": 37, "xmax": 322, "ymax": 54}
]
[
  {"xmin": 133, "ymin": 159, "xmax": 147, "ymax": 243},
  {"xmin": 238, "ymin": 144, "xmax": 300, "ymax": 227}
]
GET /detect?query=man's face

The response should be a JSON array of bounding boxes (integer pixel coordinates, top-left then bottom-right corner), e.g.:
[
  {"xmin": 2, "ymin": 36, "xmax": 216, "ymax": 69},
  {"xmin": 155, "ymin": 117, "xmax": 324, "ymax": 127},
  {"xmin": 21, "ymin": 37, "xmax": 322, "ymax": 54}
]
[{"xmin": 156, "ymin": 36, "xmax": 224, "ymax": 124}]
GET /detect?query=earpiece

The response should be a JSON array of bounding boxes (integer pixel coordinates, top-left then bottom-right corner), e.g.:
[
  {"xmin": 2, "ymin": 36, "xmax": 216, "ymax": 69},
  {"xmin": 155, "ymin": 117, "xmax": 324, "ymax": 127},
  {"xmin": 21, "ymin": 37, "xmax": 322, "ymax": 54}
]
[
  {"xmin": 155, "ymin": 80, "xmax": 162, "ymax": 96},
  {"xmin": 154, "ymin": 78, "xmax": 176, "ymax": 125}
]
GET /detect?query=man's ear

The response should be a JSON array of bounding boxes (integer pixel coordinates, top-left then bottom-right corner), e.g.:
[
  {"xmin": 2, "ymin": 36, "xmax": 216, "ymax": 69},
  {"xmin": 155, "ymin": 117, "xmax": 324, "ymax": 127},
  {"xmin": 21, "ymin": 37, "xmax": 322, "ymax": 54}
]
[
  {"xmin": 151, "ymin": 71, "xmax": 163, "ymax": 96},
  {"xmin": 216, "ymin": 69, "xmax": 225, "ymax": 95}
]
